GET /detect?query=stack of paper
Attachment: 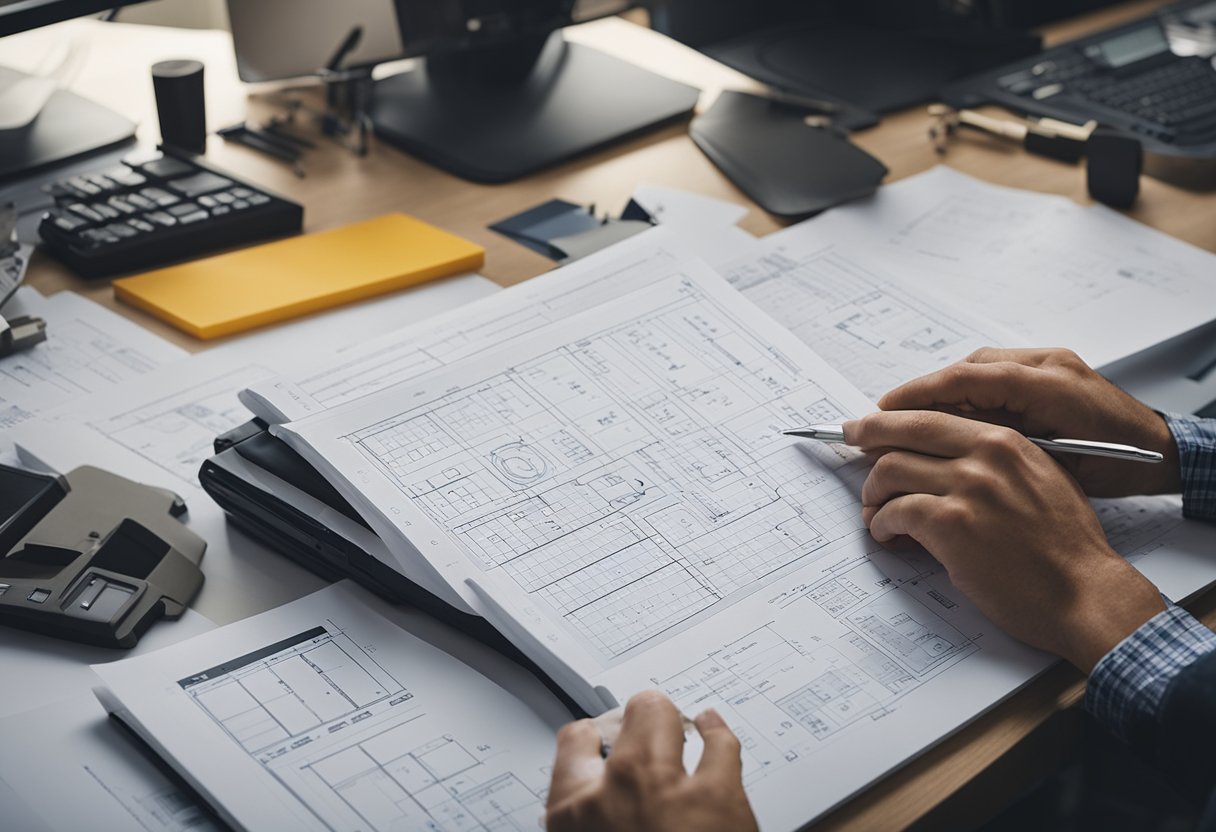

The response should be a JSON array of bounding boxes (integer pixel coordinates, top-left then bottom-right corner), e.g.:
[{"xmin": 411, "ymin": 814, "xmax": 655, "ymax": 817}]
[{"xmin": 12, "ymin": 170, "xmax": 1216, "ymax": 832}]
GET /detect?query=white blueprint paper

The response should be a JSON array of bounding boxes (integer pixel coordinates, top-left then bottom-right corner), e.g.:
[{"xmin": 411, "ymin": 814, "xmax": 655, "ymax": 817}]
[
  {"xmin": 93, "ymin": 581, "xmax": 561, "ymax": 832},
  {"xmin": 722, "ymin": 238, "xmax": 1026, "ymax": 400},
  {"xmin": 0, "ymin": 693, "xmax": 222, "ymax": 832},
  {"xmin": 241, "ymin": 228, "xmax": 712, "ymax": 425},
  {"xmin": 0, "ymin": 288, "xmax": 186, "ymax": 431},
  {"xmin": 275, "ymin": 262, "xmax": 1216, "ymax": 830},
  {"xmin": 775, "ymin": 166, "xmax": 1216, "ymax": 368}
]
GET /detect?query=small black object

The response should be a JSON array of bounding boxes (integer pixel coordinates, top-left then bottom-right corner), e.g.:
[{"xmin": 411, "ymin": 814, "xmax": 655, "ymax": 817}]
[
  {"xmin": 35, "ymin": 146, "xmax": 304, "ymax": 278},
  {"xmin": 690, "ymin": 91, "xmax": 888, "ymax": 218},
  {"xmin": 1087, "ymin": 128, "xmax": 1142, "ymax": 209},
  {"xmin": 151, "ymin": 59, "xmax": 207, "ymax": 155},
  {"xmin": 0, "ymin": 464, "xmax": 205, "ymax": 649}
]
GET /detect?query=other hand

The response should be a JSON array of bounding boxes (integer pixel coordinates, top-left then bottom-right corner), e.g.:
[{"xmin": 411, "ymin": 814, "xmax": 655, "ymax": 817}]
[
  {"xmin": 846, "ymin": 410, "xmax": 1165, "ymax": 672},
  {"xmin": 878, "ymin": 347, "xmax": 1180, "ymax": 498},
  {"xmin": 545, "ymin": 691, "xmax": 759, "ymax": 832}
]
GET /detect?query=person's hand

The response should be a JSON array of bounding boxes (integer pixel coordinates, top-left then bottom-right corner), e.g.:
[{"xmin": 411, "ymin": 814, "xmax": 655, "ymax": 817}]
[
  {"xmin": 877, "ymin": 347, "xmax": 1180, "ymax": 498},
  {"xmin": 846, "ymin": 410, "xmax": 1166, "ymax": 672},
  {"xmin": 545, "ymin": 691, "xmax": 759, "ymax": 832}
]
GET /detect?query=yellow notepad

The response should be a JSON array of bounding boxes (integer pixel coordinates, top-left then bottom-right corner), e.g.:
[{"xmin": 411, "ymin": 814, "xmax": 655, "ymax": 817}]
[{"xmin": 113, "ymin": 214, "xmax": 485, "ymax": 339}]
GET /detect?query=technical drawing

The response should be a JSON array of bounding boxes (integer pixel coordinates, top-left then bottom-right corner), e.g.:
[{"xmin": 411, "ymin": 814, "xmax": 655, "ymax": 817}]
[
  {"xmin": 179, "ymin": 625, "xmax": 546, "ymax": 832},
  {"xmin": 86, "ymin": 365, "xmax": 274, "ymax": 490},
  {"xmin": 726, "ymin": 249, "xmax": 1001, "ymax": 401},
  {"xmin": 343, "ymin": 278, "xmax": 872, "ymax": 664}
]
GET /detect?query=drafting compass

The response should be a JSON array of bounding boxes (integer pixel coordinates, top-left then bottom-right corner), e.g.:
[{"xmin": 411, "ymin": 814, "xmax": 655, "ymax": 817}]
[{"xmin": 0, "ymin": 202, "xmax": 45, "ymax": 358}]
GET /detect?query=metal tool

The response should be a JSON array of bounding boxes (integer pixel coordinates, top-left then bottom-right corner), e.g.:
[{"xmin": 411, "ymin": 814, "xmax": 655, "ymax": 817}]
[
  {"xmin": 929, "ymin": 103, "xmax": 1096, "ymax": 162},
  {"xmin": 784, "ymin": 423, "xmax": 1164, "ymax": 463}
]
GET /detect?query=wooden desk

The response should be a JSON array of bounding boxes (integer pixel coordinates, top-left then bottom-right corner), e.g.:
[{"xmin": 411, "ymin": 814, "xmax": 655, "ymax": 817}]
[{"xmin": 12, "ymin": 1, "xmax": 1214, "ymax": 828}]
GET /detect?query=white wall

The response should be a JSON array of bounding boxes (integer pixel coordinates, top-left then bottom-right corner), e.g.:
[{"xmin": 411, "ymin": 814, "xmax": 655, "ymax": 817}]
[{"xmin": 116, "ymin": 0, "xmax": 230, "ymax": 30}]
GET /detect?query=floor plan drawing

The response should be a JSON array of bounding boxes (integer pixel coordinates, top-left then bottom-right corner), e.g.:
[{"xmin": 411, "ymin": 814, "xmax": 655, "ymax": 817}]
[
  {"xmin": 725, "ymin": 244, "xmax": 1015, "ymax": 400},
  {"xmin": 332, "ymin": 273, "xmax": 873, "ymax": 666},
  {"xmin": 82, "ymin": 364, "xmax": 275, "ymax": 489},
  {"xmin": 180, "ymin": 623, "xmax": 547, "ymax": 832}
]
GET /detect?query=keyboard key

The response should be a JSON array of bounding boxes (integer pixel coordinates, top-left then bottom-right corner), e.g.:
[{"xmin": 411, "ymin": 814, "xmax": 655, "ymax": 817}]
[
  {"xmin": 210, "ymin": 205, "xmax": 231, "ymax": 216},
  {"xmin": 100, "ymin": 166, "xmax": 147, "ymax": 188},
  {"xmin": 230, "ymin": 199, "xmax": 250, "ymax": 210},
  {"xmin": 248, "ymin": 193, "xmax": 271, "ymax": 206},
  {"xmin": 47, "ymin": 210, "xmax": 88, "ymax": 232},
  {"xmin": 168, "ymin": 202, "xmax": 203, "ymax": 217},
  {"xmin": 139, "ymin": 156, "xmax": 195, "ymax": 179},
  {"xmin": 214, "ymin": 191, "xmax": 236, "ymax": 204},
  {"xmin": 198, "ymin": 195, "xmax": 219, "ymax": 208},
  {"xmin": 66, "ymin": 176, "xmax": 102, "ymax": 196},
  {"xmin": 126, "ymin": 193, "xmax": 156, "ymax": 211},
  {"xmin": 177, "ymin": 210, "xmax": 209, "ymax": 225},
  {"xmin": 81, "ymin": 228, "xmax": 119, "ymax": 245},
  {"xmin": 167, "ymin": 172, "xmax": 234, "ymax": 198},
  {"xmin": 128, "ymin": 218, "xmax": 156, "ymax": 233},
  {"xmin": 104, "ymin": 222, "xmax": 139, "ymax": 239},
  {"xmin": 67, "ymin": 203, "xmax": 105, "ymax": 223},
  {"xmin": 231, "ymin": 187, "xmax": 255, "ymax": 199},
  {"xmin": 92, "ymin": 203, "xmax": 121, "ymax": 220},
  {"xmin": 107, "ymin": 196, "xmax": 139, "ymax": 215},
  {"xmin": 45, "ymin": 180, "xmax": 88, "ymax": 200},
  {"xmin": 84, "ymin": 173, "xmax": 121, "ymax": 193},
  {"xmin": 145, "ymin": 211, "xmax": 177, "ymax": 227},
  {"xmin": 140, "ymin": 187, "xmax": 180, "ymax": 207}
]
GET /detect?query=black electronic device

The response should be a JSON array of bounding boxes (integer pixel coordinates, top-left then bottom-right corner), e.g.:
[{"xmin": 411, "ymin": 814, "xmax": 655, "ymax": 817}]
[
  {"xmin": 365, "ymin": 0, "xmax": 700, "ymax": 182},
  {"xmin": 648, "ymin": 0, "xmax": 1043, "ymax": 119},
  {"xmin": 36, "ymin": 146, "xmax": 304, "ymax": 278},
  {"xmin": 0, "ymin": 1, "xmax": 152, "ymax": 180},
  {"xmin": 0, "ymin": 463, "xmax": 205, "ymax": 649},
  {"xmin": 941, "ymin": 0, "xmax": 1216, "ymax": 187},
  {"xmin": 690, "ymin": 91, "xmax": 888, "ymax": 218}
]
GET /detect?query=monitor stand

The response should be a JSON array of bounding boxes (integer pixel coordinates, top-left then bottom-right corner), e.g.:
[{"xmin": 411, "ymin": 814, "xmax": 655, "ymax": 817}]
[
  {"xmin": 369, "ymin": 32, "xmax": 701, "ymax": 183},
  {"xmin": 0, "ymin": 66, "xmax": 136, "ymax": 184}
]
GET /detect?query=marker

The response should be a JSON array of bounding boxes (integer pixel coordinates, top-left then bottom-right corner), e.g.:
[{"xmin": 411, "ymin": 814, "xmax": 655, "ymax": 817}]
[{"xmin": 783, "ymin": 424, "xmax": 1163, "ymax": 463}]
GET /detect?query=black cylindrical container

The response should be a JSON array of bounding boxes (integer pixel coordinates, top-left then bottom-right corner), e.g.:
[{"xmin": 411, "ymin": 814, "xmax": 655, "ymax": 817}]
[{"xmin": 151, "ymin": 59, "xmax": 206, "ymax": 154}]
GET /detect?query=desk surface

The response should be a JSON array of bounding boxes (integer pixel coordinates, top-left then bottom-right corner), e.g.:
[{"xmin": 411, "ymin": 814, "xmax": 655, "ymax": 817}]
[{"xmin": 14, "ymin": 1, "xmax": 1215, "ymax": 829}]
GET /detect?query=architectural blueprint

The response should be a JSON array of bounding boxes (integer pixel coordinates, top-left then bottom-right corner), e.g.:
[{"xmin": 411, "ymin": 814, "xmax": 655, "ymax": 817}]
[
  {"xmin": 280, "ymin": 267, "xmax": 881, "ymax": 682},
  {"xmin": 0, "ymin": 287, "xmax": 185, "ymax": 439},
  {"xmin": 93, "ymin": 582, "xmax": 559, "ymax": 832},
  {"xmin": 241, "ymin": 228, "xmax": 705, "ymax": 425},
  {"xmin": 723, "ymin": 241, "xmax": 1023, "ymax": 400},
  {"xmin": 276, "ymin": 263, "xmax": 1216, "ymax": 830},
  {"xmin": 777, "ymin": 167, "xmax": 1216, "ymax": 368}
]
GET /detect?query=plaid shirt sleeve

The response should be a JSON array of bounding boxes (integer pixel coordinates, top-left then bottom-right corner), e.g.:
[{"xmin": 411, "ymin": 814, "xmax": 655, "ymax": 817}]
[
  {"xmin": 1164, "ymin": 413, "xmax": 1216, "ymax": 521},
  {"xmin": 1086, "ymin": 604, "xmax": 1216, "ymax": 748}
]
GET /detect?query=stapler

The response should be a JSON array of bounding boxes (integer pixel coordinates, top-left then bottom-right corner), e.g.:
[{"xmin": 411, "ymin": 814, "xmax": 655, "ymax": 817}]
[{"xmin": 0, "ymin": 463, "xmax": 205, "ymax": 648}]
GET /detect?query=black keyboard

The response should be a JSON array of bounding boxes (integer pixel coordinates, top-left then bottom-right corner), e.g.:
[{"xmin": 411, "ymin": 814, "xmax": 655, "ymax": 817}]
[
  {"xmin": 37, "ymin": 148, "xmax": 303, "ymax": 278},
  {"xmin": 995, "ymin": 55, "xmax": 1216, "ymax": 147},
  {"xmin": 941, "ymin": 0, "xmax": 1216, "ymax": 176}
]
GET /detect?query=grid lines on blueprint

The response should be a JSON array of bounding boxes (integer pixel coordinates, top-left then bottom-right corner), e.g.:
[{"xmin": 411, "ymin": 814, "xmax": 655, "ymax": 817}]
[
  {"xmin": 346, "ymin": 277, "xmax": 870, "ymax": 664},
  {"xmin": 178, "ymin": 626, "xmax": 544, "ymax": 831}
]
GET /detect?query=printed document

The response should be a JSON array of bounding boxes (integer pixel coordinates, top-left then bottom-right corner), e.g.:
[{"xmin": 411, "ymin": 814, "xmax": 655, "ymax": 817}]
[
  {"xmin": 92, "ymin": 582, "xmax": 561, "ymax": 832},
  {"xmin": 777, "ymin": 167, "xmax": 1216, "ymax": 367}
]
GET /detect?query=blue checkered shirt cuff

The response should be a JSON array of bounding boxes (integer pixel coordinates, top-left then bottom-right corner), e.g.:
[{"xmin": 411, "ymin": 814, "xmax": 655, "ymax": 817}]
[
  {"xmin": 1086, "ymin": 604, "xmax": 1216, "ymax": 746},
  {"xmin": 1164, "ymin": 413, "xmax": 1216, "ymax": 521}
]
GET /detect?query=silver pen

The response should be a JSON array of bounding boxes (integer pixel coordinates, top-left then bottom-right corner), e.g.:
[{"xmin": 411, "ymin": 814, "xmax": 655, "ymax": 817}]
[{"xmin": 783, "ymin": 423, "xmax": 1164, "ymax": 463}]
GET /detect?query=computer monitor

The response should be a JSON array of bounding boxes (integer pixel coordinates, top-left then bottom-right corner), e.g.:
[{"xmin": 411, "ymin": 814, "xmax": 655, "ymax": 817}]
[
  {"xmin": 0, "ymin": 0, "xmax": 149, "ymax": 180},
  {"xmin": 227, "ymin": 0, "xmax": 701, "ymax": 183}
]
